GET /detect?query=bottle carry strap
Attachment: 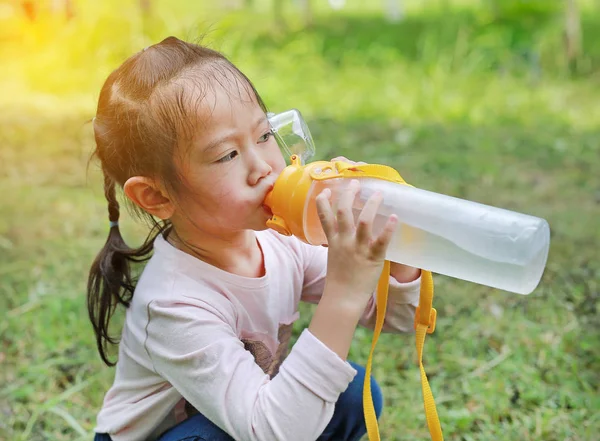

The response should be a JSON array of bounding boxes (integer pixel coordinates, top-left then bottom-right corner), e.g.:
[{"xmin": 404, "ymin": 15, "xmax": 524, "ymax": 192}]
[
  {"xmin": 362, "ymin": 262, "xmax": 442, "ymax": 440},
  {"xmin": 310, "ymin": 161, "xmax": 407, "ymax": 184}
]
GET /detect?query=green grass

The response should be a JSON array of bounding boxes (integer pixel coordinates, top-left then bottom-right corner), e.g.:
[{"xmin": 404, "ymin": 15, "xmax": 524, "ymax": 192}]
[{"xmin": 1, "ymin": 1, "xmax": 599, "ymax": 440}]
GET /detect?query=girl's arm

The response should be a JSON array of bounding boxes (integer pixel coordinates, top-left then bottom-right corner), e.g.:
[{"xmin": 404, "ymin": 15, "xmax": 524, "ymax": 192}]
[
  {"xmin": 305, "ymin": 182, "xmax": 415, "ymax": 360},
  {"xmin": 390, "ymin": 262, "xmax": 421, "ymax": 283},
  {"xmin": 300, "ymin": 156, "xmax": 421, "ymax": 336},
  {"xmin": 145, "ymin": 298, "xmax": 356, "ymax": 441},
  {"xmin": 301, "ymin": 243, "xmax": 421, "ymax": 335}
]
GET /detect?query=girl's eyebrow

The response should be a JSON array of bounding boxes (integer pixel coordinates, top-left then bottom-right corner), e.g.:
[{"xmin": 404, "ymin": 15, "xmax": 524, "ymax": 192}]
[
  {"xmin": 203, "ymin": 115, "xmax": 268, "ymax": 154},
  {"xmin": 203, "ymin": 132, "xmax": 237, "ymax": 154},
  {"xmin": 253, "ymin": 114, "xmax": 268, "ymax": 130}
]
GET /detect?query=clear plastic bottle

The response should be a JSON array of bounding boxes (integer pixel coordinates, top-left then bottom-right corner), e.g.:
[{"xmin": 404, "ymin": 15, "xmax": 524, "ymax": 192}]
[
  {"xmin": 266, "ymin": 109, "xmax": 550, "ymax": 295},
  {"xmin": 301, "ymin": 177, "xmax": 550, "ymax": 295}
]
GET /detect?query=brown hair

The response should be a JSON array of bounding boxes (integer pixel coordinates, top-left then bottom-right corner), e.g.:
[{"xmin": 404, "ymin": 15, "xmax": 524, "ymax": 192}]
[{"xmin": 88, "ymin": 36, "xmax": 267, "ymax": 366}]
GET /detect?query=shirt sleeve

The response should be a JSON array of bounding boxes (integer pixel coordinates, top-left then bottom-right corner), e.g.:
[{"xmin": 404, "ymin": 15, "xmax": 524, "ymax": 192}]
[
  {"xmin": 144, "ymin": 298, "xmax": 357, "ymax": 441},
  {"xmin": 299, "ymin": 242, "xmax": 420, "ymax": 334}
]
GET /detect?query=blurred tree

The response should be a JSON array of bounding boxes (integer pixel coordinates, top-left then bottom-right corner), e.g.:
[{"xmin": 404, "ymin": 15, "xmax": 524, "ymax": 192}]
[
  {"xmin": 327, "ymin": 0, "xmax": 405, "ymax": 22},
  {"xmin": 328, "ymin": 0, "xmax": 344, "ymax": 9},
  {"xmin": 299, "ymin": 0, "xmax": 313, "ymax": 27},
  {"xmin": 564, "ymin": 0, "xmax": 582, "ymax": 71},
  {"xmin": 273, "ymin": 0, "xmax": 285, "ymax": 28},
  {"xmin": 385, "ymin": 0, "xmax": 403, "ymax": 22},
  {"xmin": 20, "ymin": 0, "xmax": 74, "ymax": 20},
  {"xmin": 21, "ymin": 0, "xmax": 35, "ymax": 20},
  {"xmin": 140, "ymin": 0, "xmax": 151, "ymax": 14},
  {"xmin": 271, "ymin": 0, "xmax": 313, "ymax": 29}
]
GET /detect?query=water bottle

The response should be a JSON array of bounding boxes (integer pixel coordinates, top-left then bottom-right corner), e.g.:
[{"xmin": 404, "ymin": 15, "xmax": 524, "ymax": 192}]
[{"xmin": 265, "ymin": 110, "xmax": 550, "ymax": 295}]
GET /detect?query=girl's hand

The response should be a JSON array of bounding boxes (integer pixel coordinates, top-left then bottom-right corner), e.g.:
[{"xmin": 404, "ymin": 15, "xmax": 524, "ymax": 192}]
[
  {"xmin": 307, "ymin": 157, "xmax": 418, "ymax": 361},
  {"xmin": 330, "ymin": 156, "xmax": 420, "ymax": 284},
  {"xmin": 316, "ymin": 179, "xmax": 398, "ymax": 311}
]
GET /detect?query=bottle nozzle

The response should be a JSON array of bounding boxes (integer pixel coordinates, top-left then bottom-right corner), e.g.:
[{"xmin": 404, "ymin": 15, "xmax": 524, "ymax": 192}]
[{"xmin": 263, "ymin": 189, "xmax": 274, "ymax": 212}]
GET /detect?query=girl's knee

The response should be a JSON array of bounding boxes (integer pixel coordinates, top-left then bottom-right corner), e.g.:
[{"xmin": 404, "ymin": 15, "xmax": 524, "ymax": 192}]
[
  {"xmin": 319, "ymin": 363, "xmax": 383, "ymax": 440},
  {"xmin": 158, "ymin": 413, "xmax": 234, "ymax": 441}
]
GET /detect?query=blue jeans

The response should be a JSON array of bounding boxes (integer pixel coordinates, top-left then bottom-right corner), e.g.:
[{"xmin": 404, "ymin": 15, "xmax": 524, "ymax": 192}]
[{"xmin": 94, "ymin": 362, "xmax": 383, "ymax": 441}]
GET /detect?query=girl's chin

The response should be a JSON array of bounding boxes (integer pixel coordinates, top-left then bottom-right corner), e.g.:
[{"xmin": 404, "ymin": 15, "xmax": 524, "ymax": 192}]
[
  {"xmin": 256, "ymin": 207, "xmax": 273, "ymax": 230},
  {"xmin": 243, "ymin": 206, "xmax": 272, "ymax": 232}
]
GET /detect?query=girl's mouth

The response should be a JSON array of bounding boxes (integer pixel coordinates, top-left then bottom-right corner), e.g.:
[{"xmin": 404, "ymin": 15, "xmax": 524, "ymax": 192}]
[{"xmin": 262, "ymin": 204, "xmax": 273, "ymax": 216}]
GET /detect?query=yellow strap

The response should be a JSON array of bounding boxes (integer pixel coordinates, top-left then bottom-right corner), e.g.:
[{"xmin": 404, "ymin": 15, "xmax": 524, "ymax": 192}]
[
  {"xmin": 310, "ymin": 161, "xmax": 407, "ymax": 185},
  {"xmin": 415, "ymin": 270, "xmax": 443, "ymax": 441},
  {"xmin": 363, "ymin": 264, "xmax": 443, "ymax": 441},
  {"xmin": 320, "ymin": 161, "xmax": 442, "ymax": 439},
  {"xmin": 362, "ymin": 260, "xmax": 390, "ymax": 441}
]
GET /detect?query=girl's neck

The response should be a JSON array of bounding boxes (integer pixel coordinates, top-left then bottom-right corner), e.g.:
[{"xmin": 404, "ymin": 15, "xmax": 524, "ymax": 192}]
[{"xmin": 167, "ymin": 228, "xmax": 265, "ymax": 278}]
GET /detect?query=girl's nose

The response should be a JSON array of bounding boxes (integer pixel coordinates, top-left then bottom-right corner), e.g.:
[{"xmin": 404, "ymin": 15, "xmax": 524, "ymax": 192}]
[{"xmin": 248, "ymin": 154, "xmax": 272, "ymax": 186}]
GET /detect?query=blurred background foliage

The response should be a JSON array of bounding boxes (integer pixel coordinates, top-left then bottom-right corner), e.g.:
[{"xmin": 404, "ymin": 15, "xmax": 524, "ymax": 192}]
[{"xmin": 0, "ymin": 1, "xmax": 598, "ymax": 440}]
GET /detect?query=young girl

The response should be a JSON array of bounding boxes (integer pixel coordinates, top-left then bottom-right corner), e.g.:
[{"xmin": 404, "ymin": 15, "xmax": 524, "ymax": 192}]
[{"xmin": 88, "ymin": 36, "xmax": 421, "ymax": 441}]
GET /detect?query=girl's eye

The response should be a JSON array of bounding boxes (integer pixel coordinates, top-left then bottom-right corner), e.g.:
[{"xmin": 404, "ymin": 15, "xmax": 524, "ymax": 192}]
[
  {"xmin": 217, "ymin": 150, "xmax": 238, "ymax": 163},
  {"xmin": 258, "ymin": 131, "xmax": 274, "ymax": 144}
]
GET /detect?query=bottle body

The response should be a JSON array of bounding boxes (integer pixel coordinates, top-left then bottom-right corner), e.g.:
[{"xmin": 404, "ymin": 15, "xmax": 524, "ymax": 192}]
[{"xmin": 302, "ymin": 178, "xmax": 550, "ymax": 295}]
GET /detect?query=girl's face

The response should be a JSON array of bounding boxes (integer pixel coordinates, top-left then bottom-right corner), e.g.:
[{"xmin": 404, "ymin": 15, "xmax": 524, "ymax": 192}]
[{"xmin": 170, "ymin": 82, "xmax": 286, "ymax": 236}]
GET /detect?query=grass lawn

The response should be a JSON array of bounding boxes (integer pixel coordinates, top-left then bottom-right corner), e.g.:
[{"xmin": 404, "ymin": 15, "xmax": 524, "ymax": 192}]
[{"xmin": 1, "ymin": 1, "xmax": 598, "ymax": 440}]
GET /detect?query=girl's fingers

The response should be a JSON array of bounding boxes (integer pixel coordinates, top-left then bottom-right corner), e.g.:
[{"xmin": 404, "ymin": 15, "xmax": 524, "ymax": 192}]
[
  {"xmin": 316, "ymin": 188, "xmax": 336, "ymax": 239},
  {"xmin": 330, "ymin": 156, "xmax": 349, "ymax": 163},
  {"xmin": 370, "ymin": 214, "xmax": 398, "ymax": 259},
  {"xmin": 331, "ymin": 156, "xmax": 367, "ymax": 165},
  {"xmin": 355, "ymin": 192, "xmax": 383, "ymax": 245},
  {"xmin": 336, "ymin": 180, "xmax": 360, "ymax": 234}
]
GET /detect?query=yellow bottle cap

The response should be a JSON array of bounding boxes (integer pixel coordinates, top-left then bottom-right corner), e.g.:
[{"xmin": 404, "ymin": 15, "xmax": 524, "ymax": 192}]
[{"xmin": 264, "ymin": 156, "xmax": 405, "ymax": 244}]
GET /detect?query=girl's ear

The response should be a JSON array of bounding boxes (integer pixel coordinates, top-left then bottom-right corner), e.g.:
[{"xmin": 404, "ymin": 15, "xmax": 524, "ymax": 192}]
[{"xmin": 123, "ymin": 176, "xmax": 175, "ymax": 220}]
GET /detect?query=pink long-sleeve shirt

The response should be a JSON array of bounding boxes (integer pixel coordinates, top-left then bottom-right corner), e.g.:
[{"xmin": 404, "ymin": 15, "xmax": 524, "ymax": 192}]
[{"xmin": 94, "ymin": 230, "xmax": 421, "ymax": 441}]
